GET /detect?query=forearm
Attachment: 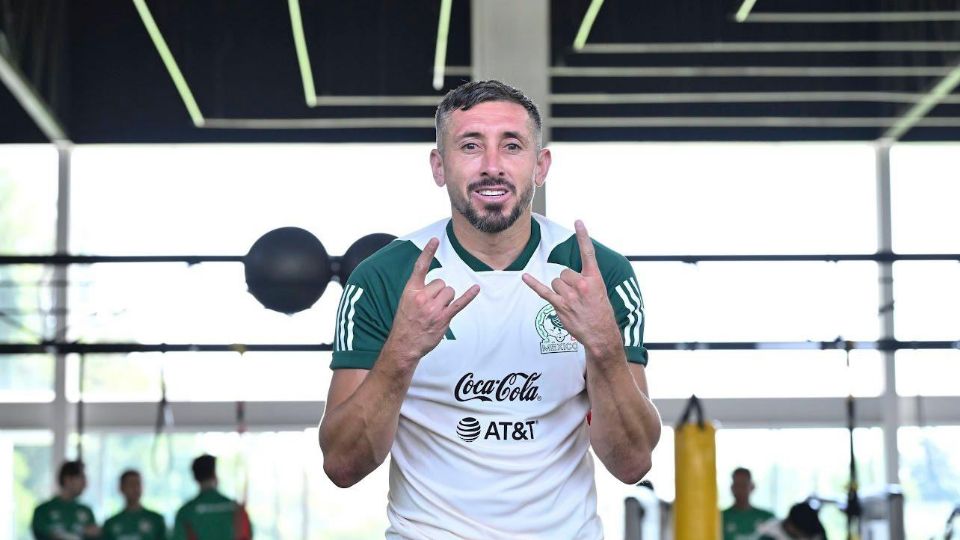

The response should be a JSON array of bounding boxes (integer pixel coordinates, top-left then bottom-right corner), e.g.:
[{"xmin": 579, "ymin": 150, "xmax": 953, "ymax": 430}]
[
  {"xmin": 318, "ymin": 340, "xmax": 419, "ymax": 487},
  {"xmin": 585, "ymin": 343, "xmax": 661, "ymax": 484}
]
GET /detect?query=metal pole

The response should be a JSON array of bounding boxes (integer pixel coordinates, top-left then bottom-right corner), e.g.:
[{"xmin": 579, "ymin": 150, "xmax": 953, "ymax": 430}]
[
  {"xmin": 51, "ymin": 143, "xmax": 72, "ymax": 485},
  {"xmin": 876, "ymin": 143, "xmax": 904, "ymax": 540}
]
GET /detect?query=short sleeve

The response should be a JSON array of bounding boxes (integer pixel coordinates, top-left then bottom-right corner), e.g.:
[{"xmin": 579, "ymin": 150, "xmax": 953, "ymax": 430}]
[{"xmin": 603, "ymin": 256, "xmax": 648, "ymax": 366}]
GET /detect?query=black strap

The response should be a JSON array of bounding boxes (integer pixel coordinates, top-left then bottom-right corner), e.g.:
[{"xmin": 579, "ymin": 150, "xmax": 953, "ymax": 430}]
[{"xmin": 677, "ymin": 394, "xmax": 706, "ymax": 429}]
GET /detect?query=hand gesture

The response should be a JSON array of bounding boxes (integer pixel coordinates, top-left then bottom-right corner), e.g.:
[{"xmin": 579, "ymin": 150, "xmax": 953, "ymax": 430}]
[
  {"xmin": 388, "ymin": 238, "xmax": 480, "ymax": 363},
  {"xmin": 522, "ymin": 221, "xmax": 619, "ymax": 353}
]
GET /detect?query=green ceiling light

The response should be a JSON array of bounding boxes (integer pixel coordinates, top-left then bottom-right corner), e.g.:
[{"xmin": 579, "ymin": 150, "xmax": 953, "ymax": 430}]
[
  {"xmin": 734, "ymin": 0, "xmax": 759, "ymax": 23},
  {"xmin": 573, "ymin": 0, "xmax": 604, "ymax": 51},
  {"xmin": 132, "ymin": 0, "xmax": 204, "ymax": 127},
  {"xmin": 883, "ymin": 61, "xmax": 960, "ymax": 141},
  {"xmin": 432, "ymin": 0, "xmax": 453, "ymax": 91},
  {"xmin": 288, "ymin": 0, "xmax": 317, "ymax": 106}
]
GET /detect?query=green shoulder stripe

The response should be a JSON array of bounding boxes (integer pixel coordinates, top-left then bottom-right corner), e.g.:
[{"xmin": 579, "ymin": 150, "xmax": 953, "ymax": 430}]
[
  {"xmin": 548, "ymin": 235, "xmax": 649, "ymax": 365},
  {"xmin": 331, "ymin": 240, "xmax": 443, "ymax": 370}
]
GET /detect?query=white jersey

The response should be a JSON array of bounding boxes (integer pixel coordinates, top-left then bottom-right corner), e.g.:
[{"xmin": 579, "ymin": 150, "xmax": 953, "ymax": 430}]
[{"xmin": 331, "ymin": 214, "xmax": 647, "ymax": 540}]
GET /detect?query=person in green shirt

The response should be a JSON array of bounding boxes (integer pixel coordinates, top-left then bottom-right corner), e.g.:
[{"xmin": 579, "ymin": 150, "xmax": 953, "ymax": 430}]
[
  {"xmin": 722, "ymin": 467, "xmax": 776, "ymax": 540},
  {"xmin": 102, "ymin": 470, "xmax": 167, "ymax": 540},
  {"xmin": 31, "ymin": 460, "xmax": 100, "ymax": 540},
  {"xmin": 173, "ymin": 454, "xmax": 252, "ymax": 540}
]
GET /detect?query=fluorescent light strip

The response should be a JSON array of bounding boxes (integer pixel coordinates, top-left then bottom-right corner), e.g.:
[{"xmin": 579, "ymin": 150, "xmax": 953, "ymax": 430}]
[
  {"xmin": 550, "ymin": 91, "xmax": 960, "ymax": 105},
  {"xmin": 432, "ymin": 0, "xmax": 452, "ymax": 91},
  {"xmin": 746, "ymin": 11, "xmax": 960, "ymax": 24},
  {"xmin": 311, "ymin": 95, "xmax": 441, "ymax": 106},
  {"xmin": 577, "ymin": 41, "xmax": 960, "ymax": 54},
  {"xmin": 573, "ymin": 0, "xmax": 605, "ymax": 51},
  {"xmin": 132, "ymin": 0, "xmax": 204, "ymax": 127},
  {"xmin": 0, "ymin": 49, "xmax": 68, "ymax": 142},
  {"xmin": 734, "ymin": 0, "xmax": 758, "ymax": 23},
  {"xmin": 884, "ymin": 61, "xmax": 960, "ymax": 141},
  {"xmin": 201, "ymin": 117, "xmax": 435, "ymax": 129},
  {"xmin": 550, "ymin": 66, "xmax": 955, "ymax": 78},
  {"xmin": 551, "ymin": 117, "xmax": 960, "ymax": 128},
  {"xmin": 288, "ymin": 0, "xmax": 317, "ymax": 106}
]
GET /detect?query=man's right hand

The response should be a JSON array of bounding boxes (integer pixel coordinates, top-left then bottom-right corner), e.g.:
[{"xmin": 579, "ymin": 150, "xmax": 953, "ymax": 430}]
[{"xmin": 384, "ymin": 237, "xmax": 479, "ymax": 366}]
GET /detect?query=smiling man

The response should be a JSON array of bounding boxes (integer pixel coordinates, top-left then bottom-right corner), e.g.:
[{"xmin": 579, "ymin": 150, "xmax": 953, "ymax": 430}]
[{"xmin": 318, "ymin": 80, "xmax": 661, "ymax": 539}]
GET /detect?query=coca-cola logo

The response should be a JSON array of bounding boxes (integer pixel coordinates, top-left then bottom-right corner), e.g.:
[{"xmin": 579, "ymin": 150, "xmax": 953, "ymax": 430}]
[{"xmin": 454, "ymin": 372, "xmax": 542, "ymax": 402}]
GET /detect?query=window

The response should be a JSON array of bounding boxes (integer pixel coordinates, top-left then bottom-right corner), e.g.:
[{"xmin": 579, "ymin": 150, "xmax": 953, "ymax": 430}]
[
  {"xmin": 891, "ymin": 144, "xmax": 960, "ymax": 253},
  {"xmin": 893, "ymin": 262, "xmax": 960, "ymax": 342},
  {"xmin": 898, "ymin": 427, "xmax": 960, "ymax": 540},
  {"xmin": 548, "ymin": 143, "xmax": 877, "ymax": 255},
  {"xmin": 0, "ymin": 430, "xmax": 53, "ymax": 540},
  {"xmin": 0, "ymin": 145, "xmax": 59, "ymax": 400}
]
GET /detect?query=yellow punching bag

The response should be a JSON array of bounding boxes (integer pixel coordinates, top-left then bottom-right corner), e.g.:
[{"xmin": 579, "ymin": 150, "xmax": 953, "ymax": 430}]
[{"xmin": 673, "ymin": 395, "xmax": 720, "ymax": 540}]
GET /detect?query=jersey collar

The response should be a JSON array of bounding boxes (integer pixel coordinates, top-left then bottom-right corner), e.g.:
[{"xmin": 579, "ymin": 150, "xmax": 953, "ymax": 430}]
[{"xmin": 446, "ymin": 217, "xmax": 541, "ymax": 272}]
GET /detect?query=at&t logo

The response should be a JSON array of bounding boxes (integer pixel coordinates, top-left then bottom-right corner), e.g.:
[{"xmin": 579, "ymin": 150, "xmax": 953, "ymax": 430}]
[{"xmin": 456, "ymin": 417, "xmax": 538, "ymax": 443}]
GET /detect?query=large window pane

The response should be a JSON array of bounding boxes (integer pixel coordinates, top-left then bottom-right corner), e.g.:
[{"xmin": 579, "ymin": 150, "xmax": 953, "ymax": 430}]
[
  {"xmin": 0, "ymin": 430, "xmax": 52, "ymax": 540},
  {"xmin": 74, "ymin": 430, "xmax": 388, "ymax": 540},
  {"xmin": 638, "ymin": 262, "xmax": 878, "ymax": 343},
  {"xmin": 891, "ymin": 144, "xmax": 960, "ymax": 253},
  {"xmin": 549, "ymin": 143, "xmax": 877, "ymax": 255},
  {"xmin": 68, "ymin": 352, "xmax": 331, "ymax": 403},
  {"xmin": 70, "ymin": 144, "xmax": 449, "ymax": 256},
  {"xmin": 896, "ymin": 350, "xmax": 960, "ymax": 397},
  {"xmin": 893, "ymin": 262, "xmax": 960, "ymax": 341},
  {"xmin": 647, "ymin": 350, "xmax": 882, "ymax": 399},
  {"xmin": 899, "ymin": 427, "xmax": 960, "ymax": 540},
  {"xmin": 0, "ymin": 145, "xmax": 59, "ymax": 401}
]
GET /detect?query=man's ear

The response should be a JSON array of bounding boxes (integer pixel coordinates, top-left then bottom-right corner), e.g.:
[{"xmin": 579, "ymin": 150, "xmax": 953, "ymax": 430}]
[
  {"xmin": 534, "ymin": 147, "xmax": 552, "ymax": 188},
  {"xmin": 430, "ymin": 148, "xmax": 445, "ymax": 187}
]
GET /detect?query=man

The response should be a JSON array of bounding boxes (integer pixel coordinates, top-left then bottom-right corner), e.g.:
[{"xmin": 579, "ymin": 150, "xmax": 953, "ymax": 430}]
[
  {"xmin": 755, "ymin": 502, "xmax": 826, "ymax": 540},
  {"xmin": 101, "ymin": 470, "xmax": 166, "ymax": 540},
  {"xmin": 173, "ymin": 454, "xmax": 252, "ymax": 540},
  {"xmin": 722, "ymin": 467, "xmax": 776, "ymax": 540},
  {"xmin": 31, "ymin": 460, "xmax": 100, "ymax": 540},
  {"xmin": 319, "ymin": 80, "xmax": 662, "ymax": 539}
]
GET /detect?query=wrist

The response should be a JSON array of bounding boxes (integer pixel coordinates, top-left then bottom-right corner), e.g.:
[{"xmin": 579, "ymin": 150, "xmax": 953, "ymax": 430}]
[{"xmin": 381, "ymin": 336, "xmax": 423, "ymax": 373}]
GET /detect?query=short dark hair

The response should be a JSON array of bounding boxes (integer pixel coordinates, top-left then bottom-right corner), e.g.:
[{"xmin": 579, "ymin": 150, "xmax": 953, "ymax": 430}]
[
  {"xmin": 58, "ymin": 460, "xmax": 85, "ymax": 487},
  {"xmin": 732, "ymin": 467, "xmax": 752, "ymax": 480},
  {"xmin": 434, "ymin": 80, "xmax": 543, "ymax": 152},
  {"xmin": 192, "ymin": 454, "xmax": 217, "ymax": 483},
  {"xmin": 119, "ymin": 469, "xmax": 140, "ymax": 487}
]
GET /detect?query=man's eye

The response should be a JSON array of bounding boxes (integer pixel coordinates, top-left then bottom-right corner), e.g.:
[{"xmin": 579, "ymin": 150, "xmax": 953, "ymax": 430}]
[
  {"xmin": 505, "ymin": 143, "xmax": 521, "ymax": 151},
  {"xmin": 462, "ymin": 143, "xmax": 478, "ymax": 150}
]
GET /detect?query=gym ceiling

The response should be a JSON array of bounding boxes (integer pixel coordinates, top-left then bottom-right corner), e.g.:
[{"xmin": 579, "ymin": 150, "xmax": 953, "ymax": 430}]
[{"xmin": 1, "ymin": 0, "xmax": 959, "ymax": 144}]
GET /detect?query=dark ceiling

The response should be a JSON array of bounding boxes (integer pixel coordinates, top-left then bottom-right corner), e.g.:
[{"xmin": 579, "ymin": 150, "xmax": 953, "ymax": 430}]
[{"xmin": 2, "ymin": 0, "xmax": 960, "ymax": 144}]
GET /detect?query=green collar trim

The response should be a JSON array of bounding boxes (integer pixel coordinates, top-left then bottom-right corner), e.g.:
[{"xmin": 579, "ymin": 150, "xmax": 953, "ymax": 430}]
[{"xmin": 446, "ymin": 218, "xmax": 541, "ymax": 272}]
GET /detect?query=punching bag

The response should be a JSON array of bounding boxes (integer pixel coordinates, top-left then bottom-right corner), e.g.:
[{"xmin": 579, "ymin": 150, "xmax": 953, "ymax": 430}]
[{"xmin": 673, "ymin": 395, "xmax": 720, "ymax": 540}]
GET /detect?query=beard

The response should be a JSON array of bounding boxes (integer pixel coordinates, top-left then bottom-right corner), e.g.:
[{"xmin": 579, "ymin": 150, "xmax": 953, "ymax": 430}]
[{"xmin": 451, "ymin": 177, "xmax": 536, "ymax": 234}]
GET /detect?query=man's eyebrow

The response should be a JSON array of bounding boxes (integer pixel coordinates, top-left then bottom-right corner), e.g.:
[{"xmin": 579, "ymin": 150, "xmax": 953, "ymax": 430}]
[
  {"xmin": 454, "ymin": 130, "xmax": 529, "ymax": 143},
  {"xmin": 455, "ymin": 131, "xmax": 483, "ymax": 141}
]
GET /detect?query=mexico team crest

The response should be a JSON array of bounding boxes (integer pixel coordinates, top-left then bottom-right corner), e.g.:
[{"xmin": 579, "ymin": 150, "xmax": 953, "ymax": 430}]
[{"xmin": 535, "ymin": 304, "xmax": 579, "ymax": 354}]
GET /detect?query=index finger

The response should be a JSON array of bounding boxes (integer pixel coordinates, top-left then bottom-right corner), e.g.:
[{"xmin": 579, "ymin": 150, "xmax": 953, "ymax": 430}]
[
  {"xmin": 408, "ymin": 237, "xmax": 439, "ymax": 288},
  {"xmin": 574, "ymin": 220, "xmax": 599, "ymax": 275}
]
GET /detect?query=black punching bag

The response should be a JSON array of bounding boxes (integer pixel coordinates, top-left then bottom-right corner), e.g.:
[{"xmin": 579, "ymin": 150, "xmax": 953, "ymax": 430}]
[
  {"xmin": 244, "ymin": 227, "xmax": 332, "ymax": 314},
  {"xmin": 338, "ymin": 233, "xmax": 396, "ymax": 283}
]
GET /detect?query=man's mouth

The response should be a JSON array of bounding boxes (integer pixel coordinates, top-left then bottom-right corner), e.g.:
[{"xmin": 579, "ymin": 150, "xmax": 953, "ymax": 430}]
[{"xmin": 471, "ymin": 183, "xmax": 513, "ymax": 204}]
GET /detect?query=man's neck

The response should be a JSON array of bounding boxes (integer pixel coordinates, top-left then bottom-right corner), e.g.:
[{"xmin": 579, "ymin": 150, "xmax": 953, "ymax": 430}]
[
  {"xmin": 57, "ymin": 491, "xmax": 76, "ymax": 502},
  {"xmin": 125, "ymin": 502, "xmax": 143, "ymax": 512},
  {"xmin": 450, "ymin": 210, "xmax": 532, "ymax": 270},
  {"xmin": 199, "ymin": 480, "xmax": 217, "ymax": 492},
  {"xmin": 734, "ymin": 501, "xmax": 752, "ymax": 511}
]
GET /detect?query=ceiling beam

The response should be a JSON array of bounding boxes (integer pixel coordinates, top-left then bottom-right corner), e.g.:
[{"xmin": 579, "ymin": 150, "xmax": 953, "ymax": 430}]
[
  {"xmin": 550, "ymin": 66, "xmax": 956, "ymax": 78},
  {"xmin": 0, "ymin": 41, "xmax": 68, "ymax": 143},
  {"xmin": 549, "ymin": 91, "xmax": 960, "ymax": 104},
  {"xmin": 287, "ymin": 0, "xmax": 317, "ymax": 107},
  {"xmin": 734, "ymin": 0, "xmax": 759, "ymax": 23},
  {"xmin": 551, "ymin": 117, "xmax": 960, "ymax": 128},
  {"xmin": 882, "ymin": 58, "xmax": 960, "ymax": 141},
  {"xmin": 744, "ymin": 11, "xmax": 960, "ymax": 24}
]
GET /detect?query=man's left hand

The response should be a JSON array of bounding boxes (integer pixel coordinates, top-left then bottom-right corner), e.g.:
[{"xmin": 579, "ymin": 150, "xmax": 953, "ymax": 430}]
[{"xmin": 522, "ymin": 220, "xmax": 620, "ymax": 354}]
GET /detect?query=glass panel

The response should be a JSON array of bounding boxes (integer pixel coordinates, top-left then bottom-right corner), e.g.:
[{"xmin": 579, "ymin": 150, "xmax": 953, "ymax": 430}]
[
  {"xmin": 548, "ymin": 142, "xmax": 877, "ymax": 255},
  {"xmin": 637, "ymin": 261, "xmax": 879, "ymax": 343},
  {"xmin": 893, "ymin": 262, "xmax": 960, "ymax": 342},
  {"xmin": 73, "ymin": 430, "xmax": 389, "ymax": 540},
  {"xmin": 0, "ymin": 430, "xmax": 53, "ymax": 540},
  {"xmin": 69, "ymin": 352, "xmax": 331, "ymax": 403},
  {"xmin": 896, "ymin": 350, "xmax": 960, "ymax": 397},
  {"xmin": 0, "ymin": 144, "xmax": 59, "ymax": 254},
  {"xmin": 70, "ymin": 144, "xmax": 450, "ymax": 256},
  {"xmin": 890, "ymin": 144, "xmax": 960, "ymax": 253},
  {"xmin": 898, "ymin": 426, "xmax": 960, "ymax": 540},
  {"xmin": 647, "ymin": 349, "xmax": 882, "ymax": 399}
]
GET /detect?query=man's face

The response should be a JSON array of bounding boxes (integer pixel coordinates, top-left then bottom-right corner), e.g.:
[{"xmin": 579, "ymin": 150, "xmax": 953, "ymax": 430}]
[
  {"xmin": 63, "ymin": 473, "xmax": 87, "ymax": 498},
  {"xmin": 120, "ymin": 474, "xmax": 143, "ymax": 505},
  {"xmin": 731, "ymin": 472, "xmax": 753, "ymax": 504},
  {"xmin": 431, "ymin": 101, "xmax": 550, "ymax": 234}
]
